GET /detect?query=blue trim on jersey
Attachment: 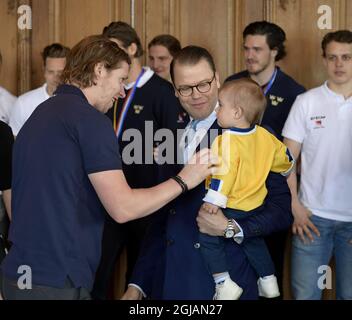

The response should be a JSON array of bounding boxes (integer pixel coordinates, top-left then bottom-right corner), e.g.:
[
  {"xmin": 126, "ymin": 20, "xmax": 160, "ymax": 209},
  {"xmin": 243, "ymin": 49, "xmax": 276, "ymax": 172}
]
[
  {"xmin": 286, "ymin": 148, "xmax": 293, "ymax": 162},
  {"xmin": 210, "ymin": 178, "xmax": 222, "ymax": 192},
  {"xmin": 230, "ymin": 125, "xmax": 256, "ymax": 133}
]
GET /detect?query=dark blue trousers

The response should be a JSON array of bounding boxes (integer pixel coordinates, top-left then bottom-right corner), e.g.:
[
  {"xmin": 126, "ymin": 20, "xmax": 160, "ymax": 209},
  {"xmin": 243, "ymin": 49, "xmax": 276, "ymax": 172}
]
[{"xmin": 199, "ymin": 207, "xmax": 275, "ymax": 277}]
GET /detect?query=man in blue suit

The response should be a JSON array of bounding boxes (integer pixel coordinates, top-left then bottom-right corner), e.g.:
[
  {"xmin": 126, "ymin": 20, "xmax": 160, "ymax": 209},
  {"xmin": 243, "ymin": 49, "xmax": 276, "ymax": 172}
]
[{"xmin": 122, "ymin": 46, "xmax": 293, "ymax": 300}]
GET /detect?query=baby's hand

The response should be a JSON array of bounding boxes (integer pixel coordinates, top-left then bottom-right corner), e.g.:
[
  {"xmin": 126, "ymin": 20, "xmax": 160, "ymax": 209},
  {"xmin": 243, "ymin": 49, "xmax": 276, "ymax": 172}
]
[{"xmin": 202, "ymin": 202, "xmax": 219, "ymax": 215}]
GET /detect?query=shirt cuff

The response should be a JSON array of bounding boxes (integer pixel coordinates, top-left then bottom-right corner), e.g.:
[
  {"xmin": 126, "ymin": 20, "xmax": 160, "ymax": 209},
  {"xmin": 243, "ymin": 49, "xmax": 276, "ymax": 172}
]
[
  {"xmin": 203, "ymin": 189, "xmax": 228, "ymax": 208},
  {"xmin": 128, "ymin": 283, "xmax": 147, "ymax": 298},
  {"xmin": 232, "ymin": 220, "xmax": 244, "ymax": 244}
]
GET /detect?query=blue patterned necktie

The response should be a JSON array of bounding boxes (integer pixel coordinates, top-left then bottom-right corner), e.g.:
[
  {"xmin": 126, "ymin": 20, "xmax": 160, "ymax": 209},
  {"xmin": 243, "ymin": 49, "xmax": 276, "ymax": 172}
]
[{"xmin": 184, "ymin": 119, "xmax": 199, "ymax": 148}]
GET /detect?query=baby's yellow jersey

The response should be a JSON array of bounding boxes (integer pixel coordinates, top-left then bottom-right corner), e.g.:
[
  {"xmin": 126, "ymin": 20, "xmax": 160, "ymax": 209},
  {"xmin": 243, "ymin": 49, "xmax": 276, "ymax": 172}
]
[{"xmin": 204, "ymin": 125, "xmax": 294, "ymax": 211}]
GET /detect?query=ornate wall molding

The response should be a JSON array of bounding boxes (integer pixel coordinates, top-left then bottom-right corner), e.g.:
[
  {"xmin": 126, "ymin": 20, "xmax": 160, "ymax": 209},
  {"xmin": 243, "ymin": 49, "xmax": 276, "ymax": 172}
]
[
  {"xmin": 48, "ymin": 0, "xmax": 60, "ymax": 43},
  {"xmin": 232, "ymin": 0, "xmax": 244, "ymax": 73},
  {"xmin": 337, "ymin": 0, "xmax": 347, "ymax": 29},
  {"xmin": 17, "ymin": 0, "xmax": 32, "ymax": 94},
  {"xmin": 168, "ymin": 0, "xmax": 181, "ymax": 39},
  {"xmin": 264, "ymin": 0, "xmax": 278, "ymax": 22}
]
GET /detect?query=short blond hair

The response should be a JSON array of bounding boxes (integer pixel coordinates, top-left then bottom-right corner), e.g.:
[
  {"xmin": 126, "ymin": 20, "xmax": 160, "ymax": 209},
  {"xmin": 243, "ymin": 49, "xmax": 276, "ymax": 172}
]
[{"xmin": 221, "ymin": 78, "xmax": 267, "ymax": 125}]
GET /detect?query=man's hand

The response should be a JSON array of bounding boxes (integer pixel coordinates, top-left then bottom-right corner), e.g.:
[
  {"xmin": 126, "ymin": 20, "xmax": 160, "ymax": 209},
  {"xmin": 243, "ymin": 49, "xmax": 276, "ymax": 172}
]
[
  {"xmin": 196, "ymin": 205, "xmax": 228, "ymax": 236},
  {"xmin": 120, "ymin": 286, "xmax": 143, "ymax": 300},
  {"xmin": 292, "ymin": 199, "xmax": 320, "ymax": 243}
]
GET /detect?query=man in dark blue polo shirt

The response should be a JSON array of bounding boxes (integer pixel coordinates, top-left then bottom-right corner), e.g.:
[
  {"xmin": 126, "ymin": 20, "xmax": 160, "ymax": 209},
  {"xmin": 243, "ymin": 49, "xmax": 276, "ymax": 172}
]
[
  {"xmin": 0, "ymin": 36, "xmax": 213, "ymax": 300},
  {"xmin": 226, "ymin": 21, "xmax": 305, "ymax": 140},
  {"xmin": 2, "ymin": 83, "xmax": 121, "ymax": 298},
  {"xmin": 226, "ymin": 21, "xmax": 305, "ymax": 298}
]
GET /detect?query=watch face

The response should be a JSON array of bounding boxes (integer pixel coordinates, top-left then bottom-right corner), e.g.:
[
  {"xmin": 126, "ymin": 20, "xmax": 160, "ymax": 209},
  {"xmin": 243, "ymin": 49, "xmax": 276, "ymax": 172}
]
[{"xmin": 225, "ymin": 229, "xmax": 235, "ymax": 238}]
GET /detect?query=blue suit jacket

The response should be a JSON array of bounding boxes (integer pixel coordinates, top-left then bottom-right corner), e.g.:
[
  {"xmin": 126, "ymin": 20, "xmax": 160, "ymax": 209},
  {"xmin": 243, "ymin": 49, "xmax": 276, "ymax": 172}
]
[{"xmin": 130, "ymin": 121, "xmax": 293, "ymax": 299}]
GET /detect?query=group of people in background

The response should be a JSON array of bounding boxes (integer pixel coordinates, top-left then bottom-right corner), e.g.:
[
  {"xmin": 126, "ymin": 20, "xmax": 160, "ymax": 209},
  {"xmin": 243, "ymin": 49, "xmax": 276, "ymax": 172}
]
[{"xmin": 0, "ymin": 19, "xmax": 351, "ymax": 300}]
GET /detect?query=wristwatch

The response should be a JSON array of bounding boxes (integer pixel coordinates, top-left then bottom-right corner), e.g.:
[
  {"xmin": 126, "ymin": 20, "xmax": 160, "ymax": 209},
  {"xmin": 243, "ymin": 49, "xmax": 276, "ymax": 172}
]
[{"xmin": 223, "ymin": 219, "xmax": 237, "ymax": 238}]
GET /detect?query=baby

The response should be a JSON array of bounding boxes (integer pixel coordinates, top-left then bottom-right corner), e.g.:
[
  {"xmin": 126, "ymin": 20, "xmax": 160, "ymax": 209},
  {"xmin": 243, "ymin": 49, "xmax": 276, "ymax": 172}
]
[{"xmin": 200, "ymin": 78, "xmax": 294, "ymax": 300}]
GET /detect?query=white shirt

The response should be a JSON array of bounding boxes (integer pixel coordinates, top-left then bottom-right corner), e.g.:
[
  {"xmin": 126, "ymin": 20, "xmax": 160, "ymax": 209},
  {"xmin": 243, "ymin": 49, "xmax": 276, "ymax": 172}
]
[
  {"xmin": 9, "ymin": 83, "xmax": 50, "ymax": 136},
  {"xmin": 0, "ymin": 86, "xmax": 17, "ymax": 124},
  {"xmin": 282, "ymin": 82, "xmax": 352, "ymax": 222},
  {"xmin": 124, "ymin": 66, "xmax": 154, "ymax": 90}
]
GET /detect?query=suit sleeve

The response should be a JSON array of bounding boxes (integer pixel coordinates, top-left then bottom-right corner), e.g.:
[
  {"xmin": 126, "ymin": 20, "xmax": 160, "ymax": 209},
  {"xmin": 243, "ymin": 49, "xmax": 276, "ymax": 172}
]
[
  {"xmin": 129, "ymin": 210, "xmax": 168, "ymax": 298},
  {"xmin": 238, "ymin": 171, "xmax": 293, "ymax": 241}
]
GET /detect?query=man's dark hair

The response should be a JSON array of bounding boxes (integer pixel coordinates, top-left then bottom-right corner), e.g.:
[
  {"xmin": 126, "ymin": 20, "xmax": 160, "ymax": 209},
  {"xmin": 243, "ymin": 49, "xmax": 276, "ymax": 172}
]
[
  {"xmin": 102, "ymin": 21, "xmax": 144, "ymax": 58},
  {"xmin": 170, "ymin": 45, "xmax": 216, "ymax": 84},
  {"xmin": 321, "ymin": 30, "xmax": 352, "ymax": 57},
  {"xmin": 42, "ymin": 43, "xmax": 70, "ymax": 65},
  {"xmin": 243, "ymin": 21, "xmax": 286, "ymax": 61},
  {"xmin": 148, "ymin": 34, "xmax": 181, "ymax": 57}
]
